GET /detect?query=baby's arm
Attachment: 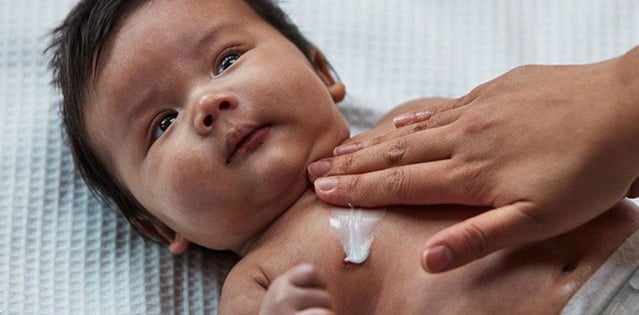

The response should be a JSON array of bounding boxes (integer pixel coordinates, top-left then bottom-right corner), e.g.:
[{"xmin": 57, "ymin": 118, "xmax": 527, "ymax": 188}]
[{"xmin": 219, "ymin": 263, "xmax": 333, "ymax": 315}]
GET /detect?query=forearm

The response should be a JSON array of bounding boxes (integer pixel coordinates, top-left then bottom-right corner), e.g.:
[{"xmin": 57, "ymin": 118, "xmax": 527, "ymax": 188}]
[
  {"xmin": 616, "ymin": 46, "xmax": 639, "ymax": 107},
  {"xmin": 603, "ymin": 46, "xmax": 639, "ymax": 178},
  {"xmin": 613, "ymin": 46, "xmax": 639, "ymax": 195}
]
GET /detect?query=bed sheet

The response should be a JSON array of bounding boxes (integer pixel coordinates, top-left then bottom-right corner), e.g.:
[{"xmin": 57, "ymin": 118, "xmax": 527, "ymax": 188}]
[{"xmin": 1, "ymin": 0, "xmax": 638, "ymax": 314}]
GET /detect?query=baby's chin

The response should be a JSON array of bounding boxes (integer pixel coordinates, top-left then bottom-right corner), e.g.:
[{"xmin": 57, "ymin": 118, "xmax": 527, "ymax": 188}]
[{"xmin": 308, "ymin": 120, "xmax": 350, "ymax": 162}]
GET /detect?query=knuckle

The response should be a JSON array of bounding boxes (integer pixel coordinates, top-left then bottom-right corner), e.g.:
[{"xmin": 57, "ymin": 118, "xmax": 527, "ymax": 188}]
[
  {"xmin": 335, "ymin": 154, "xmax": 355, "ymax": 174},
  {"xmin": 362, "ymin": 135, "xmax": 382, "ymax": 148},
  {"xmin": 450, "ymin": 159, "xmax": 482, "ymax": 183},
  {"xmin": 458, "ymin": 161, "xmax": 484, "ymax": 180},
  {"xmin": 515, "ymin": 206, "xmax": 548, "ymax": 231},
  {"xmin": 466, "ymin": 80, "xmax": 493, "ymax": 101},
  {"xmin": 452, "ymin": 162, "xmax": 488, "ymax": 204},
  {"xmin": 506, "ymin": 64, "xmax": 537, "ymax": 78},
  {"xmin": 459, "ymin": 222, "xmax": 493, "ymax": 259},
  {"xmin": 349, "ymin": 175, "xmax": 361, "ymax": 192},
  {"xmin": 501, "ymin": 64, "xmax": 542, "ymax": 87},
  {"xmin": 383, "ymin": 139, "xmax": 408, "ymax": 166},
  {"xmin": 410, "ymin": 121, "xmax": 429, "ymax": 132},
  {"xmin": 461, "ymin": 113, "xmax": 494, "ymax": 135},
  {"xmin": 408, "ymin": 112, "xmax": 442, "ymax": 132},
  {"xmin": 350, "ymin": 176, "xmax": 369, "ymax": 204},
  {"xmin": 339, "ymin": 175, "xmax": 363, "ymax": 201},
  {"xmin": 384, "ymin": 168, "xmax": 411, "ymax": 196}
]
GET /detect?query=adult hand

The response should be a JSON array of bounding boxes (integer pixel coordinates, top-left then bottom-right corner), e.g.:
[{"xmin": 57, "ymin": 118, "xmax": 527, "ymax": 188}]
[{"xmin": 308, "ymin": 47, "xmax": 639, "ymax": 273}]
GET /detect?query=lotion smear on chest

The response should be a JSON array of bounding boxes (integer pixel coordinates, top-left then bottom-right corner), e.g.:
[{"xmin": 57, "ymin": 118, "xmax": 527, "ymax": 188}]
[{"xmin": 329, "ymin": 206, "xmax": 386, "ymax": 264}]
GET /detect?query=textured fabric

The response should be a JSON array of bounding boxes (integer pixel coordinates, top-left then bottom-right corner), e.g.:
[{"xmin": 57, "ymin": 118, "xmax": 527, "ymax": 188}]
[
  {"xmin": 562, "ymin": 229, "xmax": 639, "ymax": 315},
  {"xmin": 1, "ymin": 1, "xmax": 638, "ymax": 314}
]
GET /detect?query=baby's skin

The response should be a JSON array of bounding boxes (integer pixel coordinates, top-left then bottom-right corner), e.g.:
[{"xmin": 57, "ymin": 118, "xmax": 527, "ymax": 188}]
[
  {"xmin": 80, "ymin": 0, "xmax": 639, "ymax": 313},
  {"xmin": 221, "ymin": 190, "xmax": 639, "ymax": 314}
]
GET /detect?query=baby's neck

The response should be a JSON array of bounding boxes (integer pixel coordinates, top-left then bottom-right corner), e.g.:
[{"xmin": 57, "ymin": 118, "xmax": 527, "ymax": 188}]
[
  {"xmin": 237, "ymin": 188, "xmax": 324, "ymax": 256},
  {"xmin": 238, "ymin": 188, "xmax": 386, "ymax": 265}
]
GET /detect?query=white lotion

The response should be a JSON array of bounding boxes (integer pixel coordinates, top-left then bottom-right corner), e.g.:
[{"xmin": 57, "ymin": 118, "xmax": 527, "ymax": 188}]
[{"xmin": 329, "ymin": 207, "xmax": 386, "ymax": 264}]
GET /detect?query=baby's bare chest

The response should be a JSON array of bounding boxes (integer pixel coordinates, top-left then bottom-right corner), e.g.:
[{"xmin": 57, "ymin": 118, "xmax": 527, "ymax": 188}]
[{"xmin": 247, "ymin": 203, "xmax": 633, "ymax": 314}]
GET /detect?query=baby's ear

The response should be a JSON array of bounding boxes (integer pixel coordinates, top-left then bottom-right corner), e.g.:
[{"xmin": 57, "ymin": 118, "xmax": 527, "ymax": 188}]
[
  {"xmin": 168, "ymin": 234, "xmax": 189, "ymax": 255},
  {"xmin": 310, "ymin": 49, "xmax": 346, "ymax": 103},
  {"xmin": 130, "ymin": 216, "xmax": 190, "ymax": 255}
]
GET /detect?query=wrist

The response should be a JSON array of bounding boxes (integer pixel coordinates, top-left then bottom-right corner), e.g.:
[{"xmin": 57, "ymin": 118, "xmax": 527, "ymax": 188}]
[
  {"xmin": 616, "ymin": 46, "xmax": 639, "ymax": 109},
  {"xmin": 612, "ymin": 46, "xmax": 639, "ymax": 175}
]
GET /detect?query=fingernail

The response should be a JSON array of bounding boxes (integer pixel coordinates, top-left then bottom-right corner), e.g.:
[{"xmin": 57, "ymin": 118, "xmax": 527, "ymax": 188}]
[
  {"xmin": 333, "ymin": 143, "xmax": 360, "ymax": 156},
  {"xmin": 393, "ymin": 113, "xmax": 415, "ymax": 126},
  {"xmin": 394, "ymin": 111, "xmax": 433, "ymax": 127},
  {"xmin": 314, "ymin": 178, "xmax": 337, "ymax": 193},
  {"xmin": 422, "ymin": 245, "xmax": 453, "ymax": 273},
  {"xmin": 308, "ymin": 161, "xmax": 331, "ymax": 178}
]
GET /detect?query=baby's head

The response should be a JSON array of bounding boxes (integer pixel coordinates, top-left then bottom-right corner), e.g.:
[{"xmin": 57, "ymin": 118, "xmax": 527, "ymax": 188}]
[{"xmin": 49, "ymin": 0, "xmax": 349, "ymax": 254}]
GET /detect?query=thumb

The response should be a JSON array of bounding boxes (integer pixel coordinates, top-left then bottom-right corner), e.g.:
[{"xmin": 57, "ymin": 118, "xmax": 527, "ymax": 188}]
[{"xmin": 421, "ymin": 202, "xmax": 557, "ymax": 273}]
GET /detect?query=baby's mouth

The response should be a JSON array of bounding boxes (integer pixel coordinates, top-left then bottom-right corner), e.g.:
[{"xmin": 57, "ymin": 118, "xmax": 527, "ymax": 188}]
[{"xmin": 226, "ymin": 124, "xmax": 271, "ymax": 165}]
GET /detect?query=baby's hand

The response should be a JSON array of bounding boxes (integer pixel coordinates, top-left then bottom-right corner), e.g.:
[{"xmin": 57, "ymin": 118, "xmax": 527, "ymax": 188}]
[{"xmin": 259, "ymin": 264, "xmax": 334, "ymax": 315}]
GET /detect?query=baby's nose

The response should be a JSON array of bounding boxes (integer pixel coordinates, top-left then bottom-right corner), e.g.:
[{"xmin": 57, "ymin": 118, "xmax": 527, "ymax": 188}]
[{"xmin": 192, "ymin": 93, "xmax": 238, "ymax": 135}]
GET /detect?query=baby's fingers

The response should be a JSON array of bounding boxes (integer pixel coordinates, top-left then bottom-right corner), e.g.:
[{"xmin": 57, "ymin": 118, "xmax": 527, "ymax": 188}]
[
  {"xmin": 261, "ymin": 264, "xmax": 332, "ymax": 315},
  {"xmin": 297, "ymin": 308, "xmax": 335, "ymax": 315},
  {"xmin": 284, "ymin": 264, "xmax": 332, "ymax": 310},
  {"xmin": 288, "ymin": 264, "xmax": 327, "ymax": 289}
]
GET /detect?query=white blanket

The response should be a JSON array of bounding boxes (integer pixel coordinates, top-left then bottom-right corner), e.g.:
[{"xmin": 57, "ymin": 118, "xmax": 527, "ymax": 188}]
[{"xmin": 1, "ymin": 0, "xmax": 638, "ymax": 313}]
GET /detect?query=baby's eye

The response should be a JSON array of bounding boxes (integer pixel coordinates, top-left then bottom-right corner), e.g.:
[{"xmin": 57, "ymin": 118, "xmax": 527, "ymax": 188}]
[
  {"xmin": 152, "ymin": 113, "xmax": 177, "ymax": 141},
  {"xmin": 216, "ymin": 53, "xmax": 240, "ymax": 75}
]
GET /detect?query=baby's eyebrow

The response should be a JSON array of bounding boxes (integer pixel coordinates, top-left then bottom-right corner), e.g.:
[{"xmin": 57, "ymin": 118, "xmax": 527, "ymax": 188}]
[
  {"xmin": 121, "ymin": 26, "xmax": 225, "ymax": 127},
  {"xmin": 118, "ymin": 23, "xmax": 238, "ymax": 146},
  {"xmin": 121, "ymin": 86, "xmax": 157, "ymax": 144},
  {"xmin": 189, "ymin": 23, "xmax": 228, "ymax": 59}
]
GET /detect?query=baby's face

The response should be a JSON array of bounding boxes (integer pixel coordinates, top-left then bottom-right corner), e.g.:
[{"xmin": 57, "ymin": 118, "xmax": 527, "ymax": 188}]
[{"xmin": 86, "ymin": 0, "xmax": 349, "ymax": 252}]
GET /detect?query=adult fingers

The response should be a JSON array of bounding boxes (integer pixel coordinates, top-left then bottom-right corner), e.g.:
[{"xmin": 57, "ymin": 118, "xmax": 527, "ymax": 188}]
[
  {"xmin": 421, "ymin": 202, "xmax": 567, "ymax": 273},
  {"xmin": 333, "ymin": 108, "xmax": 462, "ymax": 157},
  {"xmin": 392, "ymin": 97, "xmax": 471, "ymax": 128},
  {"xmin": 308, "ymin": 126, "xmax": 454, "ymax": 182},
  {"xmin": 313, "ymin": 160, "xmax": 473, "ymax": 207}
]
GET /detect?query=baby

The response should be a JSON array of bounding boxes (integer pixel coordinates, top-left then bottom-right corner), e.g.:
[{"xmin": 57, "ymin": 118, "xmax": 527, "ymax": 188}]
[{"xmin": 49, "ymin": 0, "xmax": 639, "ymax": 314}]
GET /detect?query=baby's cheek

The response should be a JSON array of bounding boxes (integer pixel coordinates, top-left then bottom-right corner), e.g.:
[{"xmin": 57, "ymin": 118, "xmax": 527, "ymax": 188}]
[{"xmin": 159, "ymin": 152, "xmax": 224, "ymax": 214}]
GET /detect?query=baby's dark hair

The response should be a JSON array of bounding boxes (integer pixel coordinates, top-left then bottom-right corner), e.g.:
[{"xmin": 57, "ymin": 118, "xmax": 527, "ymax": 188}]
[{"xmin": 47, "ymin": 0, "xmax": 315, "ymax": 244}]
